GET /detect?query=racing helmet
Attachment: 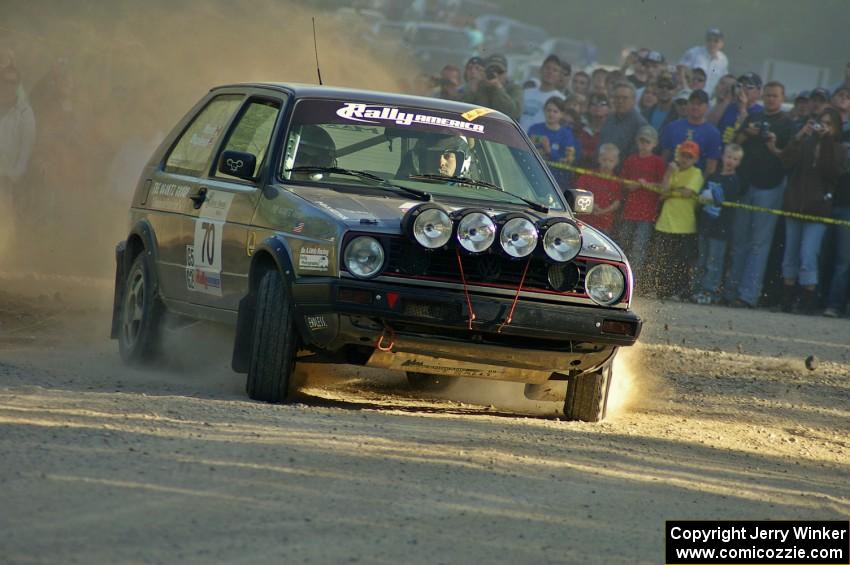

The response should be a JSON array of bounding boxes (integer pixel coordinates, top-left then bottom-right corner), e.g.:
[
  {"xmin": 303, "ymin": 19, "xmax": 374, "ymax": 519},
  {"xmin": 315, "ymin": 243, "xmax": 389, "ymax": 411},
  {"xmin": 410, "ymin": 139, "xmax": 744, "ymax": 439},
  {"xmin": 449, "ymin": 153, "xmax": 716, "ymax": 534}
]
[
  {"xmin": 293, "ymin": 125, "xmax": 336, "ymax": 169},
  {"xmin": 413, "ymin": 134, "xmax": 471, "ymax": 176}
]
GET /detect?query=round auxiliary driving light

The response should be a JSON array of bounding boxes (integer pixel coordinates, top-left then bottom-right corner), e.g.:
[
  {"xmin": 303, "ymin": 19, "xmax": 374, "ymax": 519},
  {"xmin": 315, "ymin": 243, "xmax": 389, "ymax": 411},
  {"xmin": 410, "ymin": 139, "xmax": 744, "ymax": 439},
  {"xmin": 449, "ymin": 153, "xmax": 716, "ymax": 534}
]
[
  {"xmin": 542, "ymin": 221, "xmax": 582, "ymax": 263},
  {"xmin": 344, "ymin": 236, "xmax": 385, "ymax": 279},
  {"xmin": 499, "ymin": 216, "xmax": 538, "ymax": 258},
  {"xmin": 585, "ymin": 263, "xmax": 625, "ymax": 306},
  {"xmin": 456, "ymin": 211, "xmax": 496, "ymax": 253},
  {"xmin": 412, "ymin": 207, "xmax": 452, "ymax": 248}
]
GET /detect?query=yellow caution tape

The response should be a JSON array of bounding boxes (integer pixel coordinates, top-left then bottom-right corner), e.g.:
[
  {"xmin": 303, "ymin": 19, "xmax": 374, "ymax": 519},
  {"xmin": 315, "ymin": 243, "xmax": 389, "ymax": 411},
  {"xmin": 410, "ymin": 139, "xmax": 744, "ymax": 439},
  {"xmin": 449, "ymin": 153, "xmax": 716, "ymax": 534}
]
[{"xmin": 545, "ymin": 160, "xmax": 850, "ymax": 227}]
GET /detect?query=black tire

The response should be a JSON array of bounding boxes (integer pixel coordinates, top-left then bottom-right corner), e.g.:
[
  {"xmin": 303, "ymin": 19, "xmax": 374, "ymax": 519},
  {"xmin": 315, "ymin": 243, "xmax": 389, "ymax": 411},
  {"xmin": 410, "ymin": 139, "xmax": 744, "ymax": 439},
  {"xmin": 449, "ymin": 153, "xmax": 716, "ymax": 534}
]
[
  {"xmin": 246, "ymin": 270, "xmax": 297, "ymax": 403},
  {"xmin": 118, "ymin": 252, "xmax": 164, "ymax": 364},
  {"xmin": 562, "ymin": 363, "xmax": 613, "ymax": 422},
  {"xmin": 406, "ymin": 372, "xmax": 456, "ymax": 392}
]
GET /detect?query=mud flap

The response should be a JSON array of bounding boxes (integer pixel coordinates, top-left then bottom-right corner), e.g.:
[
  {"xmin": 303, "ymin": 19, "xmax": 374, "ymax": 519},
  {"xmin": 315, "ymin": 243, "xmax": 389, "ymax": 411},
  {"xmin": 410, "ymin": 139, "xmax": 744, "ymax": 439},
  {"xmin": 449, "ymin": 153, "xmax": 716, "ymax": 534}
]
[
  {"xmin": 110, "ymin": 242, "xmax": 127, "ymax": 340},
  {"xmin": 231, "ymin": 292, "xmax": 256, "ymax": 373}
]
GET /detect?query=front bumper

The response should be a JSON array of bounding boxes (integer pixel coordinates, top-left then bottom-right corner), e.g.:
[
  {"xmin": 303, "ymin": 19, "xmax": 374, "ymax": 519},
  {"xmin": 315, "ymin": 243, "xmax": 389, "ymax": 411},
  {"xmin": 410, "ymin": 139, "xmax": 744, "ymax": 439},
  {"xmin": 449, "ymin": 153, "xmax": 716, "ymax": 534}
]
[{"xmin": 289, "ymin": 277, "xmax": 641, "ymax": 380}]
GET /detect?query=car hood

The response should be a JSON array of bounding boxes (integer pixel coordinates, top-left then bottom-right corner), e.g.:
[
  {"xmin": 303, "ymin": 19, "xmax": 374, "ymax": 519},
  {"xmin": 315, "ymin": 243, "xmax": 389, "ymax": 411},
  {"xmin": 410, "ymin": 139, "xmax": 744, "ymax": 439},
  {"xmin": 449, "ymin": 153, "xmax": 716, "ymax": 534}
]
[{"xmin": 288, "ymin": 185, "xmax": 626, "ymax": 263}]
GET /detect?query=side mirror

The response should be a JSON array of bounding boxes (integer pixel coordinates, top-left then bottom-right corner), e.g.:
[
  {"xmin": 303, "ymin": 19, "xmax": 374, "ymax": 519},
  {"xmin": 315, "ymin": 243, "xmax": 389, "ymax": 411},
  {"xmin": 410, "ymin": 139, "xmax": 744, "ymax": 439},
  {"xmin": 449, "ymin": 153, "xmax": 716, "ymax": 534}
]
[
  {"xmin": 565, "ymin": 188, "xmax": 594, "ymax": 215},
  {"xmin": 218, "ymin": 150, "xmax": 257, "ymax": 180}
]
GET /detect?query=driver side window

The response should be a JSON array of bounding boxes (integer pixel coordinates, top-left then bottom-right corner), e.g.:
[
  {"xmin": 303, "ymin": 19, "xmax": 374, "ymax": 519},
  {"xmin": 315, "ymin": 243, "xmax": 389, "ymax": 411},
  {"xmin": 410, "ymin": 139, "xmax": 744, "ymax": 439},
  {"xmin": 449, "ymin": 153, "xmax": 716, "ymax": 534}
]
[{"xmin": 216, "ymin": 99, "xmax": 282, "ymax": 180}]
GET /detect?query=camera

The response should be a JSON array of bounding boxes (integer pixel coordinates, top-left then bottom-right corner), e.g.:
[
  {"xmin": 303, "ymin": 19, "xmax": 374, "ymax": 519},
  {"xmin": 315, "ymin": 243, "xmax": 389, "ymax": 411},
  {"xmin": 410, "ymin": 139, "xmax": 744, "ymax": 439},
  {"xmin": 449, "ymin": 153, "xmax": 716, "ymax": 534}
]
[
  {"xmin": 812, "ymin": 122, "xmax": 825, "ymax": 133},
  {"xmin": 758, "ymin": 121, "xmax": 771, "ymax": 141},
  {"xmin": 485, "ymin": 64, "xmax": 502, "ymax": 80}
]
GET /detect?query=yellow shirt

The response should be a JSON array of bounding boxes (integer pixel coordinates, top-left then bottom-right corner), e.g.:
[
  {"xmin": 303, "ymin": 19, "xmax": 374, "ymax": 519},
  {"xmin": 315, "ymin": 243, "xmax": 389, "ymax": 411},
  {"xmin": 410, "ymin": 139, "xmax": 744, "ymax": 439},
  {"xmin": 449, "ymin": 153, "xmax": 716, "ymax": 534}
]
[{"xmin": 655, "ymin": 166, "xmax": 704, "ymax": 234}]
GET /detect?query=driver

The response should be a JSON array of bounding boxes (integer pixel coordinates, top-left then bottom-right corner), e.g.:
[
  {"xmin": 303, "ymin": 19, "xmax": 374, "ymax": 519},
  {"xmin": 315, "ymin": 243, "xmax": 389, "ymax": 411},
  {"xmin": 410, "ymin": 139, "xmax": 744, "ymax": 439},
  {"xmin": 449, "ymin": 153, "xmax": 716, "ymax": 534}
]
[
  {"xmin": 290, "ymin": 125, "xmax": 336, "ymax": 180},
  {"xmin": 413, "ymin": 134, "xmax": 470, "ymax": 176}
]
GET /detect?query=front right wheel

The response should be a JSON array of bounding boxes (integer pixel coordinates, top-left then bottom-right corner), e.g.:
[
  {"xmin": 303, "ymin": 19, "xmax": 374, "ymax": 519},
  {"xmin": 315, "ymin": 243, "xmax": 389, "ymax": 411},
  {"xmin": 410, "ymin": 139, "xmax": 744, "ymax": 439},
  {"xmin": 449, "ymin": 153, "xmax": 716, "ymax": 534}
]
[
  {"xmin": 562, "ymin": 363, "xmax": 613, "ymax": 422},
  {"xmin": 246, "ymin": 270, "xmax": 298, "ymax": 403}
]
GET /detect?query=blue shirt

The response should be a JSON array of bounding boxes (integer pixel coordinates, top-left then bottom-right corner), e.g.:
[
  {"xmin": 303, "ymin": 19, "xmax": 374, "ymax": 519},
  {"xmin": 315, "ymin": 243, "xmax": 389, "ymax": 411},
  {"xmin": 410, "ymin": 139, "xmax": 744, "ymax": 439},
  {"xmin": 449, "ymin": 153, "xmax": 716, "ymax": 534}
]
[
  {"xmin": 660, "ymin": 118, "xmax": 723, "ymax": 171},
  {"xmin": 528, "ymin": 122, "xmax": 580, "ymax": 189},
  {"xmin": 647, "ymin": 106, "xmax": 670, "ymax": 132},
  {"xmin": 527, "ymin": 123, "xmax": 580, "ymax": 162},
  {"xmin": 718, "ymin": 103, "xmax": 763, "ymax": 144}
]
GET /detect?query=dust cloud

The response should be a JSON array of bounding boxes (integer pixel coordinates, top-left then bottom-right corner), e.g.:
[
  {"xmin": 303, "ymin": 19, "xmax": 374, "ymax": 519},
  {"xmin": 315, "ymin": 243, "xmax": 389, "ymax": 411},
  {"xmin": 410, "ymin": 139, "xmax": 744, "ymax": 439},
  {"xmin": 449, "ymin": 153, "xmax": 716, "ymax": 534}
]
[{"xmin": 0, "ymin": 0, "xmax": 416, "ymax": 282}]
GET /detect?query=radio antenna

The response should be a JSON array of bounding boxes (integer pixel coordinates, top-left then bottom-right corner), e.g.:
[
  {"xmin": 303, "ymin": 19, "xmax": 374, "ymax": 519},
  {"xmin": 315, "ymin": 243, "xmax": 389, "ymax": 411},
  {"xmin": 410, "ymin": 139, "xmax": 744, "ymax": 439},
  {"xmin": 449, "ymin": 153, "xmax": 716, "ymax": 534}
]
[{"xmin": 312, "ymin": 17, "xmax": 323, "ymax": 85}]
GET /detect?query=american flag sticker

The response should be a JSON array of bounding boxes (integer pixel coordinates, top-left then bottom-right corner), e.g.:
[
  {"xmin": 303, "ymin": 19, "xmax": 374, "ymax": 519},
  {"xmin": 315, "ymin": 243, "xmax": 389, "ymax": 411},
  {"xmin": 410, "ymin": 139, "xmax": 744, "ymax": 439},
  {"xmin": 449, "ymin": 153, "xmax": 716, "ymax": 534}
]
[{"xmin": 292, "ymin": 221, "xmax": 304, "ymax": 233}]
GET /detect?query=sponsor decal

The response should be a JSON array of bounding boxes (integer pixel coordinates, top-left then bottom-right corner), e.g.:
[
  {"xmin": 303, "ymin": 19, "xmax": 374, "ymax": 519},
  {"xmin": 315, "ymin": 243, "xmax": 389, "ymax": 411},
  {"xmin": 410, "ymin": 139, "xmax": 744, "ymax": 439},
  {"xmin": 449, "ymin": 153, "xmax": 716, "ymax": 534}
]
[
  {"xmin": 400, "ymin": 358, "xmax": 502, "ymax": 379},
  {"xmin": 292, "ymin": 221, "xmax": 304, "ymax": 234},
  {"xmin": 197, "ymin": 190, "xmax": 234, "ymax": 221},
  {"xmin": 298, "ymin": 246, "xmax": 330, "ymax": 272},
  {"xmin": 461, "ymin": 107, "xmax": 495, "ymax": 121},
  {"xmin": 336, "ymin": 103, "xmax": 485, "ymax": 133},
  {"xmin": 305, "ymin": 315, "xmax": 328, "ymax": 331},
  {"xmin": 574, "ymin": 195, "xmax": 593, "ymax": 214},
  {"xmin": 149, "ymin": 181, "xmax": 192, "ymax": 211},
  {"xmin": 186, "ymin": 245, "xmax": 223, "ymax": 296},
  {"xmin": 314, "ymin": 201, "xmax": 349, "ymax": 220}
]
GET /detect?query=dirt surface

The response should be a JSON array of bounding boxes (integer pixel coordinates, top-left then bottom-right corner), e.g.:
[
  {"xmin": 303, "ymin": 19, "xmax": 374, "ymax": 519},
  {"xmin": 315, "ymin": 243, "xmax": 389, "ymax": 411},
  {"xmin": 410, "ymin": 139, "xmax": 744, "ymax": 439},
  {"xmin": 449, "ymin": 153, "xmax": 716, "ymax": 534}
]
[{"xmin": 0, "ymin": 277, "xmax": 849, "ymax": 564}]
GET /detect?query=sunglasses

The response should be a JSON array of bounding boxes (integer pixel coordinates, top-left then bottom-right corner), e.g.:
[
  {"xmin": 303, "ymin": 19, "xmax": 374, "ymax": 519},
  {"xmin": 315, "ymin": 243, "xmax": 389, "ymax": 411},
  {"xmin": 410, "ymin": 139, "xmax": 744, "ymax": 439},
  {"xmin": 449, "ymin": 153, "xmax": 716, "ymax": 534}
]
[{"xmin": 590, "ymin": 101, "xmax": 608, "ymax": 106}]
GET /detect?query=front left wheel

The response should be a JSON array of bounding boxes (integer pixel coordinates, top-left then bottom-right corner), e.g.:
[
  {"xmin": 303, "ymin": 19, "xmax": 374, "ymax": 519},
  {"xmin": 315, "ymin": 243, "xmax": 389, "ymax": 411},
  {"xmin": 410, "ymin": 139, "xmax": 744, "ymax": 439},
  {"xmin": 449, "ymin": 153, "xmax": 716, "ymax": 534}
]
[
  {"xmin": 118, "ymin": 252, "xmax": 164, "ymax": 364},
  {"xmin": 246, "ymin": 270, "xmax": 298, "ymax": 403}
]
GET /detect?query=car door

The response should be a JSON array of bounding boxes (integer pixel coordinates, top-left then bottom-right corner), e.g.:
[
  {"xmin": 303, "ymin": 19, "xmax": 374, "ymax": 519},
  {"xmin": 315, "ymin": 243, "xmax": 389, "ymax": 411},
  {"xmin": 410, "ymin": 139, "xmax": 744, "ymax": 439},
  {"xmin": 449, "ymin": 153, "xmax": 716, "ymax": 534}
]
[
  {"xmin": 148, "ymin": 93, "xmax": 244, "ymax": 304},
  {"xmin": 183, "ymin": 94, "xmax": 285, "ymax": 311}
]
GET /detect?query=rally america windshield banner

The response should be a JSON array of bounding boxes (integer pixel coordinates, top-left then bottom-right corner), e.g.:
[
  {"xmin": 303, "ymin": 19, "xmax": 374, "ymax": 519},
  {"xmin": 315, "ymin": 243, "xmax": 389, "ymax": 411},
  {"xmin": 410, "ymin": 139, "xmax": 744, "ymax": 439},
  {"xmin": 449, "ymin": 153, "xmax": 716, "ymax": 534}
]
[{"xmin": 290, "ymin": 99, "xmax": 527, "ymax": 148}]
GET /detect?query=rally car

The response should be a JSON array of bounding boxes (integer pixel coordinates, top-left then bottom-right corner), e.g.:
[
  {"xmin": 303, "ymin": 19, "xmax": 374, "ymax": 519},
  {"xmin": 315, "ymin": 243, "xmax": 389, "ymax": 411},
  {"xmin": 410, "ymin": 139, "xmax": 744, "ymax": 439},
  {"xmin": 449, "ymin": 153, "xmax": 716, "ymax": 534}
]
[{"xmin": 111, "ymin": 82, "xmax": 641, "ymax": 421}]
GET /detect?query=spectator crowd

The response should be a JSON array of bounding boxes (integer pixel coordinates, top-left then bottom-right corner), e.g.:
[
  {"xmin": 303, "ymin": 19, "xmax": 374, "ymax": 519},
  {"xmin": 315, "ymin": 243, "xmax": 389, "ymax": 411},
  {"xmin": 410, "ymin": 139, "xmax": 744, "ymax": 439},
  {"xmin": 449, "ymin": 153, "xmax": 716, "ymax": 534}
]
[
  {"xmin": 424, "ymin": 28, "xmax": 850, "ymax": 317},
  {"xmin": 2, "ymin": 24, "xmax": 850, "ymax": 318}
]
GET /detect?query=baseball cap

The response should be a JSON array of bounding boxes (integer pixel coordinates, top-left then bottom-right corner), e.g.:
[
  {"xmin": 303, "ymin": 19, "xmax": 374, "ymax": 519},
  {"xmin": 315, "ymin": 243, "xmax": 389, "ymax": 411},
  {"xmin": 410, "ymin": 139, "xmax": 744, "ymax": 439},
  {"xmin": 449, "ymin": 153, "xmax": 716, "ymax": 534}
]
[
  {"xmin": 486, "ymin": 54, "xmax": 508, "ymax": 72},
  {"xmin": 737, "ymin": 72, "xmax": 763, "ymax": 89},
  {"xmin": 706, "ymin": 27, "xmax": 723, "ymax": 39},
  {"xmin": 688, "ymin": 89, "xmax": 710, "ymax": 104},
  {"xmin": 466, "ymin": 56, "xmax": 485, "ymax": 67},
  {"xmin": 678, "ymin": 140, "xmax": 700, "ymax": 158},
  {"xmin": 588, "ymin": 92, "xmax": 608, "ymax": 106},
  {"xmin": 794, "ymin": 90, "xmax": 810, "ymax": 101},
  {"xmin": 674, "ymin": 88, "xmax": 692, "ymax": 102},
  {"xmin": 642, "ymin": 50, "xmax": 665, "ymax": 64},
  {"xmin": 637, "ymin": 125, "xmax": 658, "ymax": 142},
  {"xmin": 810, "ymin": 87, "xmax": 830, "ymax": 100},
  {"xmin": 833, "ymin": 85, "xmax": 850, "ymax": 97}
]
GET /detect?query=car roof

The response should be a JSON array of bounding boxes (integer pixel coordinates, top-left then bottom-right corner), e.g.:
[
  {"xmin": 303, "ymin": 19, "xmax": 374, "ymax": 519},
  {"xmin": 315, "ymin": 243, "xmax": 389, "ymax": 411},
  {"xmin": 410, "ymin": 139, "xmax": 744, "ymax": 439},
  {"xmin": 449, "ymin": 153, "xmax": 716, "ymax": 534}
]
[{"xmin": 211, "ymin": 82, "xmax": 513, "ymax": 122}]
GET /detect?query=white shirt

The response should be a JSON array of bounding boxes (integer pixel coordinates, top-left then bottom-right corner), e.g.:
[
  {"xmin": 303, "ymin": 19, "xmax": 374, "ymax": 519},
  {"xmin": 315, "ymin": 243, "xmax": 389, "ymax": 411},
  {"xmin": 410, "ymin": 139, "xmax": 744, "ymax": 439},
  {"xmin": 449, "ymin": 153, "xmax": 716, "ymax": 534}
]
[
  {"xmin": 0, "ymin": 87, "xmax": 36, "ymax": 184},
  {"xmin": 519, "ymin": 87, "xmax": 564, "ymax": 132},
  {"xmin": 679, "ymin": 45, "xmax": 729, "ymax": 95}
]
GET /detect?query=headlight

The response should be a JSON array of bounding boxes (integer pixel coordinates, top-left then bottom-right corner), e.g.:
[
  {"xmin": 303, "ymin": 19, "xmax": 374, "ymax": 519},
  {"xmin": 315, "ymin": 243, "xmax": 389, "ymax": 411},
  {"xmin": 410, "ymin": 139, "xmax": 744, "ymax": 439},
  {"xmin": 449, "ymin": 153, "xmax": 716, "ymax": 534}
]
[
  {"xmin": 412, "ymin": 207, "xmax": 452, "ymax": 249},
  {"xmin": 542, "ymin": 221, "xmax": 582, "ymax": 262},
  {"xmin": 344, "ymin": 236, "xmax": 385, "ymax": 278},
  {"xmin": 499, "ymin": 216, "xmax": 538, "ymax": 258},
  {"xmin": 585, "ymin": 263, "xmax": 625, "ymax": 306},
  {"xmin": 547, "ymin": 263, "xmax": 580, "ymax": 292},
  {"xmin": 456, "ymin": 211, "xmax": 496, "ymax": 253}
]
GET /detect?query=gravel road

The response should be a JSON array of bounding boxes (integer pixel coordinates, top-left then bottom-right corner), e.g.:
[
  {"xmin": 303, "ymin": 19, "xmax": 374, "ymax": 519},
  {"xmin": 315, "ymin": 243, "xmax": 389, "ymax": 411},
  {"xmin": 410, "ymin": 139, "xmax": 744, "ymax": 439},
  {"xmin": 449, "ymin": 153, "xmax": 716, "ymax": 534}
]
[{"xmin": 0, "ymin": 280, "xmax": 848, "ymax": 564}]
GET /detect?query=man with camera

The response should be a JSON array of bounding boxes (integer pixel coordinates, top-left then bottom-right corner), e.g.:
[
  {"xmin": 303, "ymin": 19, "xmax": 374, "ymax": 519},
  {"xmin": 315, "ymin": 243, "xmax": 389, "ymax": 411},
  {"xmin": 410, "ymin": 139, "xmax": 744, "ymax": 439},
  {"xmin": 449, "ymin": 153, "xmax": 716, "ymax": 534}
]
[
  {"xmin": 713, "ymin": 72, "xmax": 764, "ymax": 144},
  {"xmin": 724, "ymin": 81, "xmax": 795, "ymax": 308},
  {"xmin": 462, "ymin": 53, "xmax": 522, "ymax": 122}
]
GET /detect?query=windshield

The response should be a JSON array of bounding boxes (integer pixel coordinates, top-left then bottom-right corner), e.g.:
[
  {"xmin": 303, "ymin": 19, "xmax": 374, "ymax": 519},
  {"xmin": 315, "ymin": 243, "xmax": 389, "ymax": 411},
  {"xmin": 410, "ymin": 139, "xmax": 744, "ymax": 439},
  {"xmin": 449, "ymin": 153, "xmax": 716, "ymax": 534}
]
[{"xmin": 280, "ymin": 98, "xmax": 566, "ymax": 212}]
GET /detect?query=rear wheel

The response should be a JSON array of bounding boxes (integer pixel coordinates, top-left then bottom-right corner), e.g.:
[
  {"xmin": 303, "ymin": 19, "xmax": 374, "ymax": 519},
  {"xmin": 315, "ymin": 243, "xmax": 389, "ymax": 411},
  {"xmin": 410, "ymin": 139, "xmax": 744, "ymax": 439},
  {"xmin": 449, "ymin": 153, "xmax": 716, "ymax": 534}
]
[
  {"xmin": 406, "ymin": 372, "xmax": 456, "ymax": 392},
  {"xmin": 562, "ymin": 363, "xmax": 613, "ymax": 422},
  {"xmin": 118, "ymin": 253, "xmax": 163, "ymax": 364},
  {"xmin": 246, "ymin": 270, "xmax": 298, "ymax": 403}
]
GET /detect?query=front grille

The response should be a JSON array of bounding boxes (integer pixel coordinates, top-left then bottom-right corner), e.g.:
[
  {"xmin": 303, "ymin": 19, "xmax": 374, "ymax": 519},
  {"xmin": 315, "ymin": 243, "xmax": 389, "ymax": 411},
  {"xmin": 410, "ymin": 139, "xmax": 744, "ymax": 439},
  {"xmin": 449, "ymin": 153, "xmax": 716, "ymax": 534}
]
[{"xmin": 383, "ymin": 236, "xmax": 588, "ymax": 294}]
